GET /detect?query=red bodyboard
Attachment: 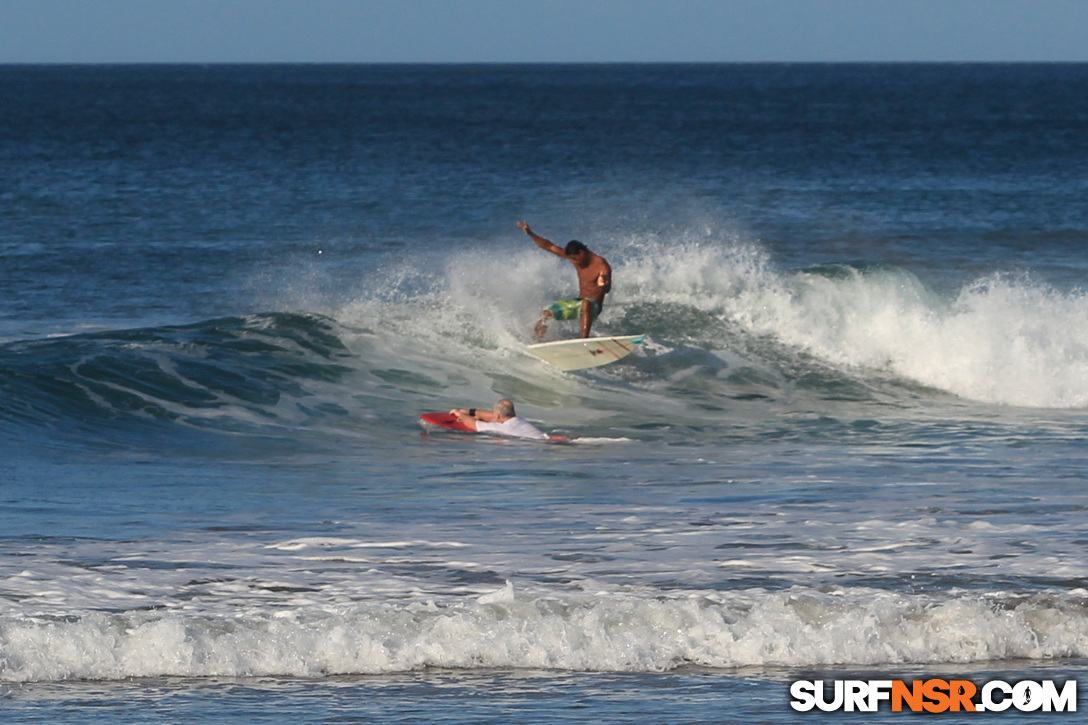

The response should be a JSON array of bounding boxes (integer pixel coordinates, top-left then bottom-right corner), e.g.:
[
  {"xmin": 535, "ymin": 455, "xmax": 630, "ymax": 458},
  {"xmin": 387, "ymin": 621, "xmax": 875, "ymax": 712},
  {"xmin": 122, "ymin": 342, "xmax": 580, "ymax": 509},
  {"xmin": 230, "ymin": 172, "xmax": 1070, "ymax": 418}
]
[
  {"xmin": 418, "ymin": 412, "xmax": 569, "ymax": 443},
  {"xmin": 419, "ymin": 412, "xmax": 475, "ymax": 432}
]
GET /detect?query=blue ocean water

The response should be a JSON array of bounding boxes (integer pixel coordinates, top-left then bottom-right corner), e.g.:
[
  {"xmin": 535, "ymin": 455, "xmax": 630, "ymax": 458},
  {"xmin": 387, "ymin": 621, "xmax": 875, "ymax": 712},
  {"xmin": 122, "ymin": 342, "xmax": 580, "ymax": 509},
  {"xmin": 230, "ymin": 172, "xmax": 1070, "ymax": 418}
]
[{"xmin": 3, "ymin": 63, "xmax": 1088, "ymax": 723}]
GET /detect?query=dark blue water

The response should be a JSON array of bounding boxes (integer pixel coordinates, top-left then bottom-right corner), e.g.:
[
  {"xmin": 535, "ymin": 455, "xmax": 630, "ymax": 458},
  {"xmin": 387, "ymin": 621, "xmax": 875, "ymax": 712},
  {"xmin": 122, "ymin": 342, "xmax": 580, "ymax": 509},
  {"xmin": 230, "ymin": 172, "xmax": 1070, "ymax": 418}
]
[{"xmin": 3, "ymin": 64, "xmax": 1088, "ymax": 723}]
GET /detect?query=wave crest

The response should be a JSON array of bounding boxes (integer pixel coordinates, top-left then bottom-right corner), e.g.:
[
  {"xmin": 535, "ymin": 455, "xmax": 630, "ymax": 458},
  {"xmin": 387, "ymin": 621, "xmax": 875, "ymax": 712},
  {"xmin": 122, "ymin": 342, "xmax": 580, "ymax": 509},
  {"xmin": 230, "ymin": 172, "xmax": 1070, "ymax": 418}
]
[{"xmin": 4, "ymin": 585, "xmax": 1087, "ymax": 682}]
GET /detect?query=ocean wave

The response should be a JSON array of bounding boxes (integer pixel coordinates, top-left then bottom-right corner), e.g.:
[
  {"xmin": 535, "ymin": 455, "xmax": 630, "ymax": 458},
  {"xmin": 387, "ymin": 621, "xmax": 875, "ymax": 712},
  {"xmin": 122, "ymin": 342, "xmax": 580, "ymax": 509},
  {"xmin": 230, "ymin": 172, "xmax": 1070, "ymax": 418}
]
[
  {"xmin": 330, "ymin": 234, "xmax": 1088, "ymax": 409},
  {"xmin": 0, "ymin": 312, "xmax": 356, "ymax": 446},
  {"xmin": 758, "ymin": 265, "xmax": 1088, "ymax": 408},
  {"xmin": 3, "ymin": 584, "xmax": 1087, "ymax": 682},
  {"xmin": 5, "ymin": 236, "xmax": 1088, "ymax": 452},
  {"xmin": 614, "ymin": 240, "xmax": 1088, "ymax": 408}
]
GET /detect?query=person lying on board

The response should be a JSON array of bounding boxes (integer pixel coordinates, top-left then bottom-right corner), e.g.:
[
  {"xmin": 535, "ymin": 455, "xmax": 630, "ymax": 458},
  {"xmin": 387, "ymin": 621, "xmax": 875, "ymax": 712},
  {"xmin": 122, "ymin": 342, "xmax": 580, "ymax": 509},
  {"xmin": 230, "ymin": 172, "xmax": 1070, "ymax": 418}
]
[
  {"xmin": 448, "ymin": 398, "xmax": 548, "ymax": 440},
  {"xmin": 519, "ymin": 221, "xmax": 611, "ymax": 340}
]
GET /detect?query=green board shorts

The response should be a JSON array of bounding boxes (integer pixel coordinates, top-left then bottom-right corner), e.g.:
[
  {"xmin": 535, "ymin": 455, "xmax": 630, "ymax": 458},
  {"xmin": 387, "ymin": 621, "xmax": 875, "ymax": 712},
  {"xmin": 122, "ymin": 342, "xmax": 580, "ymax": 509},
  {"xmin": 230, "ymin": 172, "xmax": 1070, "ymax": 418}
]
[{"xmin": 544, "ymin": 298, "xmax": 601, "ymax": 321}]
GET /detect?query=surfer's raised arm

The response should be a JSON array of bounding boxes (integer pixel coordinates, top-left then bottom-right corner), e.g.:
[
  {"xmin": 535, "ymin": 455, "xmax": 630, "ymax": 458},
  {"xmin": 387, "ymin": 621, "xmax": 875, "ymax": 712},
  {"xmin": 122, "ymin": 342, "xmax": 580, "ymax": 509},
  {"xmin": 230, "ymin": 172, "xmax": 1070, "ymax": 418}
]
[{"xmin": 518, "ymin": 221, "xmax": 566, "ymax": 257}]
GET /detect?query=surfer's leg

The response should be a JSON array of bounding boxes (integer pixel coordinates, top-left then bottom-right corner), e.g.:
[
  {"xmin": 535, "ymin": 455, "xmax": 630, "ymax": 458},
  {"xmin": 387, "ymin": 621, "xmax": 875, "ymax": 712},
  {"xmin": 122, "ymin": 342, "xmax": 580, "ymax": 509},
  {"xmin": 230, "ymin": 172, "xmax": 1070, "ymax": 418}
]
[
  {"xmin": 580, "ymin": 299, "xmax": 593, "ymax": 338},
  {"xmin": 534, "ymin": 310, "xmax": 552, "ymax": 341}
]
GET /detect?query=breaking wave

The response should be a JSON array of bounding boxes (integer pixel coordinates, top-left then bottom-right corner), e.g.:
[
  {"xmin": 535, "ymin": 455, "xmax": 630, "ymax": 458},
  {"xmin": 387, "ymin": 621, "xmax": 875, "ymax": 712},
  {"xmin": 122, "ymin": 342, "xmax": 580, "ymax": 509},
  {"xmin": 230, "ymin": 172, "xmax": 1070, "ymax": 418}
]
[{"xmin": 4, "ymin": 583, "xmax": 1087, "ymax": 682}]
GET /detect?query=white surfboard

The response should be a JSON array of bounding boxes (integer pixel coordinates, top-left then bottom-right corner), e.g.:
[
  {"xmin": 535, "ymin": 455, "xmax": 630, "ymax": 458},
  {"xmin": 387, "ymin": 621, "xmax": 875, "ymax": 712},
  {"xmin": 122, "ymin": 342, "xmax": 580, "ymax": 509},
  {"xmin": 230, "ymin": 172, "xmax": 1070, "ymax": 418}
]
[{"xmin": 526, "ymin": 334, "xmax": 646, "ymax": 371}]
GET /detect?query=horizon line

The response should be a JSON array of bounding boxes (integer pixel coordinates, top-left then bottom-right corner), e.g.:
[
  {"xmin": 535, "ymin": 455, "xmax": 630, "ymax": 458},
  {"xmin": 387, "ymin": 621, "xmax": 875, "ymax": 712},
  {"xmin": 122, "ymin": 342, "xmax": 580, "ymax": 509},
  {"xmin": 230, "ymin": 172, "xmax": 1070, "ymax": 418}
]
[{"xmin": 4, "ymin": 60, "xmax": 1087, "ymax": 67}]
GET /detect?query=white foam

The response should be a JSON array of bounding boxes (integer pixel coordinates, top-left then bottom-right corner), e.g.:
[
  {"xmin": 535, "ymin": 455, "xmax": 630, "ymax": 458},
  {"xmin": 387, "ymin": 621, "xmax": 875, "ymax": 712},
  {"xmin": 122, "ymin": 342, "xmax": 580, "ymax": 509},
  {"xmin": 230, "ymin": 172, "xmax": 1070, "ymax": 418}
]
[
  {"xmin": 618, "ymin": 238, "xmax": 1088, "ymax": 408},
  {"xmin": 3, "ymin": 585, "xmax": 1087, "ymax": 682},
  {"xmin": 755, "ymin": 268, "xmax": 1088, "ymax": 407}
]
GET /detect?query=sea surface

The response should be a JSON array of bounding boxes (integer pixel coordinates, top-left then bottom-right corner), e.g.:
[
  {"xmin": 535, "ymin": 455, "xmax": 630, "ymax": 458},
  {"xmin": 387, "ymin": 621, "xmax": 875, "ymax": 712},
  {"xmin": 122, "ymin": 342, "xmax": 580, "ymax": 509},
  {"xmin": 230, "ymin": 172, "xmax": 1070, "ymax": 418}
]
[{"xmin": 3, "ymin": 63, "xmax": 1088, "ymax": 723}]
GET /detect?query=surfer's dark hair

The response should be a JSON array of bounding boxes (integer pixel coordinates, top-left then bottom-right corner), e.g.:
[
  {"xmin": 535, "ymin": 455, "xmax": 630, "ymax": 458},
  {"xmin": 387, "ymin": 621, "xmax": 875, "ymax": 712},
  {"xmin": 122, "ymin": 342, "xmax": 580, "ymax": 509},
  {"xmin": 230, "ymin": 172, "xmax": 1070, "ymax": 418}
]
[{"xmin": 565, "ymin": 240, "xmax": 587, "ymax": 255}]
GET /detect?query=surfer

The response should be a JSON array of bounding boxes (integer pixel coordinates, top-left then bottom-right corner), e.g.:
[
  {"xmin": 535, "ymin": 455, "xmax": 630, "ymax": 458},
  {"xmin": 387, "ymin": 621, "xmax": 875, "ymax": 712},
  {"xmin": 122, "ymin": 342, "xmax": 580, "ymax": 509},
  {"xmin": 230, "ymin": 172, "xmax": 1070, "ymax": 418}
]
[
  {"xmin": 519, "ymin": 221, "xmax": 611, "ymax": 340},
  {"xmin": 448, "ymin": 398, "xmax": 548, "ymax": 440}
]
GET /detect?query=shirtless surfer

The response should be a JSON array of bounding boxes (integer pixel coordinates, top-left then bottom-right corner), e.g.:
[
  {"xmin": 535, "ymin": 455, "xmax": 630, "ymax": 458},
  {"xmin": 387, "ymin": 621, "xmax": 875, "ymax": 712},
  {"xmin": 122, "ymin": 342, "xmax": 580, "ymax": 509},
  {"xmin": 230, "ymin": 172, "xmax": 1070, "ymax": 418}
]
[
  {"xmin": 519, "ymin": 221, "xmax": 611, "ymax": 340},
  {"xmin": 448, "ymin": 398, "xmax": 548, "ymax": 440}
]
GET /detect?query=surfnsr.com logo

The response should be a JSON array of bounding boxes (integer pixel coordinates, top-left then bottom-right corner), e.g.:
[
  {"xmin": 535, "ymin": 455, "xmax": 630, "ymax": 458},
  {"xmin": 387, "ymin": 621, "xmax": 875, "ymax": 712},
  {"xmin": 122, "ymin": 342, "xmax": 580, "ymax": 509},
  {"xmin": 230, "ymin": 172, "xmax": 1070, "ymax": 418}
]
[{"xmin": 790, "ymin": 679, "xmax": 1077, "ymax": 713}]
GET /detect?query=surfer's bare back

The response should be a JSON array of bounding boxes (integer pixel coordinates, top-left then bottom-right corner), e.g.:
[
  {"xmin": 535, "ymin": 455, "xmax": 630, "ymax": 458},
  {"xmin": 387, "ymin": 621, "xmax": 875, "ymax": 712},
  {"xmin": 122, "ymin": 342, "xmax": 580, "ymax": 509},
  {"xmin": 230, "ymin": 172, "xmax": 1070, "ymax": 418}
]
[{"xmin": 519, "ymin": 221, "xmax": 611, "ymax": 340}]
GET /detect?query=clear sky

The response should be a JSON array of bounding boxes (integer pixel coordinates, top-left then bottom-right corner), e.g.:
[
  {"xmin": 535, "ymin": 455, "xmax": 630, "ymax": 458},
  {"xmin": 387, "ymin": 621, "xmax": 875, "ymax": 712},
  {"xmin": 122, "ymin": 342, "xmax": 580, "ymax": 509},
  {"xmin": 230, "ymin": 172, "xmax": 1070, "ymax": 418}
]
[{"xmin": 1, "ymin": 0, "xmax": 1086, "ymax": 64}]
